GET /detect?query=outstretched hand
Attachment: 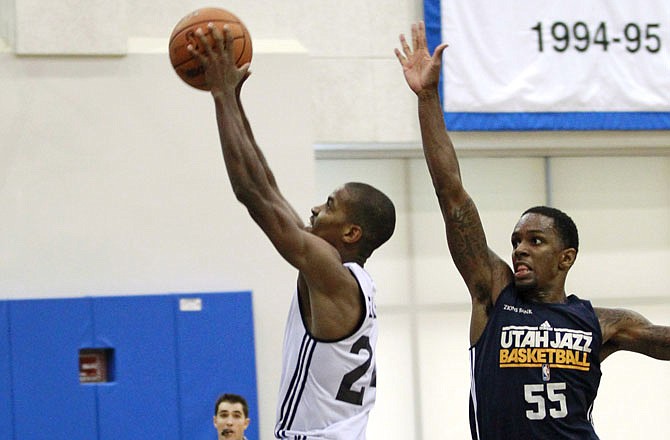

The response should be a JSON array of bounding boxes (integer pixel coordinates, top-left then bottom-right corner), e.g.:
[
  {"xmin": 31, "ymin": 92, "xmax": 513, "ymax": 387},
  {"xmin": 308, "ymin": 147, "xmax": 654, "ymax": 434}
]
[
  {"xmin": 187, "ymin": 23, "xmax": 251, "ymax": 97},
  {"xmin": 395, "ymin": 21, "xmax": 448, "ymax": 95}
]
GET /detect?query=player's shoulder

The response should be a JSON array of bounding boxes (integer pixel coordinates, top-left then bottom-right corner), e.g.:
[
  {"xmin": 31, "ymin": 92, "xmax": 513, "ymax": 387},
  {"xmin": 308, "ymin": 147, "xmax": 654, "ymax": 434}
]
[{"xmin": 344, "ymin": 262, "xmax": 374, "ymax": 289}]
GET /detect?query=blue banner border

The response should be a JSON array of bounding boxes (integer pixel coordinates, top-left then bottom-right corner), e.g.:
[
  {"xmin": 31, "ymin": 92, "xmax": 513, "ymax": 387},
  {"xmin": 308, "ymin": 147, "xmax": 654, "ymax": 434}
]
[{"xmin": 423, "ymin": 0, "xmax": 670, "ymax": 131}]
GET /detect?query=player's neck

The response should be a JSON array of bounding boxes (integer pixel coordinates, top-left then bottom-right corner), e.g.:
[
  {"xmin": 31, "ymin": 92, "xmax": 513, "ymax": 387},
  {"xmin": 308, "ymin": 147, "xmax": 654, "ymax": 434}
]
[{"xmin": 518, "ymin": 287, "xmax": 567, "ymax": 304}]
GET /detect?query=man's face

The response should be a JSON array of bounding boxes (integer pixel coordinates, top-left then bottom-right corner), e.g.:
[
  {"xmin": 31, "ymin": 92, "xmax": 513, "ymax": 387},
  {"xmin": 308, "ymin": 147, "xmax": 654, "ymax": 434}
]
[
  {"xmin": 511, "ymin": 213, "xmax": 567, "ymax": 293},
  {"xmin": 307, "ymin": 186, "xmax": 352, "ymax": 245},
  {"xmin": 213, "ymin": 401, "xmax": 250, "ymax": 440}
]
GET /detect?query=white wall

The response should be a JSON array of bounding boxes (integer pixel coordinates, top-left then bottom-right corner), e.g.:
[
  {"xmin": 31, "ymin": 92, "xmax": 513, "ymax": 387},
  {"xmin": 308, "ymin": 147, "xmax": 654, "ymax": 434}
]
[{"xmin": 1, "ymin": 0, "xmax": 669, "ymax": 438}]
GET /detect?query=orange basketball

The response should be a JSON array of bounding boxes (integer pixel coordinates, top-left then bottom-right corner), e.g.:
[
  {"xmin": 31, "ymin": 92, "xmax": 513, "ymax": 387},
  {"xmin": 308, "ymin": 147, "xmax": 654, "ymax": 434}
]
[{"xmin": 169, "ymin": 7, "xmax": 253, "ymax": 91}]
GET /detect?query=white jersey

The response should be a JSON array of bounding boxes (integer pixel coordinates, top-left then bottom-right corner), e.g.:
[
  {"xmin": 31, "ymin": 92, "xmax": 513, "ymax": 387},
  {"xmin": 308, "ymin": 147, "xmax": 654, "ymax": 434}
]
[{"xmin": 274, "ymin": 262, "xmax": 378, "ymax": 440}]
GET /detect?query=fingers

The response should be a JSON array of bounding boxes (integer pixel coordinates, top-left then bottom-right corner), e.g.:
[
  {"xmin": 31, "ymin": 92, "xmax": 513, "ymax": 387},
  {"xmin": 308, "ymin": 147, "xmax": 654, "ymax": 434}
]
[
  {"xmin": 395, "ymin": 32, "xmax": 413, "ymax": 65},
  {"xmin": 433, "ymin": 42, "xmax": 449, "ymax": 60},
  {"xmin": 223, "ymin": 24, "xmax": 235, "ymax": 56},
  {"xmin": 186, "ymin": 37, "xmax": 207, "ymax": 65},
  {"xmin": 393, "ymin": 47, "xmax": 404, "ymax": 64},
  {"xmin": 238, "ymin": 63, "xmax": 252, "ymax": 86},
  {"xmin": 396, "ymin": 21, "xmax": 425, "ymax": 60},
  {"xmin": 417, "ymin": 21, "xmax": 427, "ymax": 50},
  {"xmin": 186, "ymin": 26, "xmax": 216, "ymax": 67},
  {"xmin": 209, "ymin": 23, "xmax": 225, "ymax": 54},
  {"xmin": 207, "ymin": 23, "xmax": 236, "ymax": 59},
  {"xmin": 400, "ymin": 33, "xmax": 411, "ymax": 56},
  {"xmin": 409, "ymin": 21, "xmax": 430, "ymax": 52},
  {"xmin": 411, "ymin": 22, "xmax": 420, "ymax": 53},
  {"xmin": 200, "ymin": 26, "xmax": 218, "ymax": 59},
  {"xmin": 397, "ymin": 21, "xmax": 448, "ymax": 60},
  {"xmin": 187, "ymin": 23, "xmax": 237, "ymax": 66}
]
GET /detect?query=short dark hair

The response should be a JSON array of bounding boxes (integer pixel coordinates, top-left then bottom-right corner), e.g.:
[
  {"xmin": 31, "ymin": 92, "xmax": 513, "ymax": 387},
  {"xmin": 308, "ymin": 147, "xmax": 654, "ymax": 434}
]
[
  {"xmin": 214, "ymin": 393, "xmax": 249, "ymax": 418},
  {"xmin": 344, "ymin": 182, "xmax": 396, "ymax": 259},
  {"xmin": 522, "ymin": 206, "xmax": 579, "ymax": 253}
]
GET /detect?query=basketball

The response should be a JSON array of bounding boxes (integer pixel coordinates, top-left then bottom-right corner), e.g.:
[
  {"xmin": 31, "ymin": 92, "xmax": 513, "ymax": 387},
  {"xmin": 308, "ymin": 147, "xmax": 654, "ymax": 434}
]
[{"xmin": 169, "ymin": 7, "xmax": 253, "ymax": 91}]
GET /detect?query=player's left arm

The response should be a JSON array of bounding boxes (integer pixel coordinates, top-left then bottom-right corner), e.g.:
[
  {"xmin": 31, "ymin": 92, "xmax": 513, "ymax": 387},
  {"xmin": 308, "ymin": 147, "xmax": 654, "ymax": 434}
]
[{"xmin": 595, "ymin": 307, "xmax": 670, "ymax": 361}]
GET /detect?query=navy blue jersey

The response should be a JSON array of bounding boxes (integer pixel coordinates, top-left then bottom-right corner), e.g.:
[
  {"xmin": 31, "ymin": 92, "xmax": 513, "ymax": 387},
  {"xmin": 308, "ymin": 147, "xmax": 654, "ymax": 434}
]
[{"xmin": 469, "ymin": 284, "xmax": 602, "ymax": 440}]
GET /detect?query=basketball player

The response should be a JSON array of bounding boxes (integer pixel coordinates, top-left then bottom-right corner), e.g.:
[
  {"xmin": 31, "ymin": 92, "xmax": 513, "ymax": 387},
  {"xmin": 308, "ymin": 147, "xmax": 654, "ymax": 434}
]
[
  {"xmin": 213, "ymin": 394, "xmax": 250, "ymax": 440},
  {"xmin": 188, "ymin": 25, "xmax": 396, "ymax": 440},
  {"xmin": 395, "ymin": 21, "xmax": 670, "ymax": 439}
]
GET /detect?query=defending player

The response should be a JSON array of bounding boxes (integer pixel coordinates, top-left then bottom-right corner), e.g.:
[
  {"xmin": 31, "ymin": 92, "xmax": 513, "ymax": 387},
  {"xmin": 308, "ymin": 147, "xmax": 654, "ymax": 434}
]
[
  {"xmin": 189, "ymin": 25, "xmax": 396, "ymax": 440},
  {"xmin": 395, "ymin": 21, "xmax": 670, "ymax": 439}
]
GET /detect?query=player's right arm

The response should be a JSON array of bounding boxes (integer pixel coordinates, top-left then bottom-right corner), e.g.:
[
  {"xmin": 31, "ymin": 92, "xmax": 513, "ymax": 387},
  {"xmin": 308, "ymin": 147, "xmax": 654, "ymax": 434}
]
[
  {"xmin": 234, "ymin": 76, "xmax": 303, "ymax": 226},
  {"xmin": 191, "ymin": 25, "xmax": 319, "ymax": 262},
  {"xmin": 191, "ymin": 25, "xmax": 363, "ymax": 341},
  {"xmin": 396, "ymin": 22, "xmax": 512, "ymax": 344}
]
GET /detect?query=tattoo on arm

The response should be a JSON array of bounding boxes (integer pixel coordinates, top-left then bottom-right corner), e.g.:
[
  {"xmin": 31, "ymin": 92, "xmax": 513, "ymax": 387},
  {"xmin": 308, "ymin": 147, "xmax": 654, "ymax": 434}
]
[
  {"xmin": 445, "ymin": 198, "xmax": 491, "ymax": 301},
  {"xmin": 598, "ymin": 307, "xmax": 670, "ymax": 361}
]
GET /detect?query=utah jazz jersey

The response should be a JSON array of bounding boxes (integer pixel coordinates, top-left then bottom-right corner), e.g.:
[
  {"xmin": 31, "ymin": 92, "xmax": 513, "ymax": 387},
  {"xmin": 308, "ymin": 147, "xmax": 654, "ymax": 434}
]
[
  {"xmin": 469, "ymin": 284, "xmax": 602, "ymax": 439},
  {"xmin": 274, "ymin": 262, "xmax": 378, "ymax": 440}
]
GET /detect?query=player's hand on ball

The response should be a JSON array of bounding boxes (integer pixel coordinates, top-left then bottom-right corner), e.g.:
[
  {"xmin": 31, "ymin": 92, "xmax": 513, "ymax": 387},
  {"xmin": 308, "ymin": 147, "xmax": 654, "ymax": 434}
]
[
  {"xmin": 169, "ymin": 7, "xmax": 252, "ymax": 91},
  {"xmin": 187, "ymin": 24, "xmax": 250, "ymax": 95}
]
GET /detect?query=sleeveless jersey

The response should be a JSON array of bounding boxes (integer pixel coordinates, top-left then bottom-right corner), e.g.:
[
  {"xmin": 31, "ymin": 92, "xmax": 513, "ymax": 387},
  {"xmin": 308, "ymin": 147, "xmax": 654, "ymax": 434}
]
[
  {"xmin": 274, "ymin": 262, "xmax": 378, "ymax": 440},
  {"xmin": 469, "ymin": 284, "xmax": 603, "ymax": 440}
]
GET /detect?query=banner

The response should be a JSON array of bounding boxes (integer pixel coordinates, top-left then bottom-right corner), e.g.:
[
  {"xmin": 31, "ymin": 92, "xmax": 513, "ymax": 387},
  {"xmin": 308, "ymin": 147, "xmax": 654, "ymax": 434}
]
[{"xmin": 424, "ymin": 0, "xmax": 670, "ymax": 130}]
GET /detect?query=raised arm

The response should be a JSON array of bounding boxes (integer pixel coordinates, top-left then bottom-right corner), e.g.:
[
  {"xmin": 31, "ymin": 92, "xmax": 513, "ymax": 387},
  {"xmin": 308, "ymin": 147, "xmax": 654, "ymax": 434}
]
[
  {"xmin": 234, "ymin": 75, "xmax": 303, "ymax": 226},
  {"xmin": 596, "ymin": 307, "xmax": 670, "ymax": 361},
  {"xmin": 395, "ymin": 22, "xmax": 512, "ymax": 342},
  {"xmin": 189, "ymin": 25, "xmax": 361, "ymax": 339}
]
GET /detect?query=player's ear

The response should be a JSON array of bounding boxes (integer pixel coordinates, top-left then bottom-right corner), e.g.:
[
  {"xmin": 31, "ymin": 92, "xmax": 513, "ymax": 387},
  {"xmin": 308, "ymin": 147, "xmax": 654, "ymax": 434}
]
[
  {"xmin": 343, "ymin": 224, "xmax": 362, "ymax": 244},
  {"xmin": 559, "ymin": 248, "xmax": 577, "ymax": 271}
]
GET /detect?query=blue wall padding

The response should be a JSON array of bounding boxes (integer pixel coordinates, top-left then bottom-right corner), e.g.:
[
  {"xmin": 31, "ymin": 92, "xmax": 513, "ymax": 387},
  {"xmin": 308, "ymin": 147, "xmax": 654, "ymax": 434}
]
[
  {"xmin": 10, "ymin": 298, "xmax": 99, "ymax": 439},
  {"xmin": 93, "ymin": 295, "xmax": 181, "ymax": 439},
  {"xmin": 176, "ymin": 292, "xmax": 259, "ymax": 440},
  {"xmin": 0, "ymin": 301, "xmax": 13, "ymax": 440},
  {"xmin": 1, "ymin": 292, "xmax": 258, "ymax": 440}
]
